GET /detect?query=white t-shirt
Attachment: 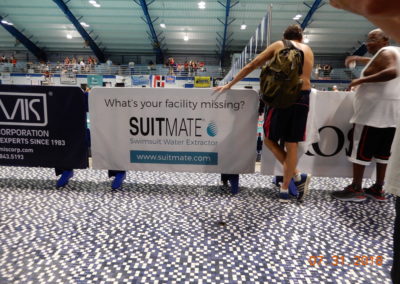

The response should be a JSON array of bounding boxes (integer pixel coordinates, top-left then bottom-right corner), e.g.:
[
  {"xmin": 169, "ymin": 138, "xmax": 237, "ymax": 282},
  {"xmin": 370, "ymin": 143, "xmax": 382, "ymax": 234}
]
[
  {"xmin": 384, "ymin": 47, "xmax": 400, "ymax": 196},
  {"xmin": 350, "ymin": 46, "xmax": 400, "ymax": 128}
]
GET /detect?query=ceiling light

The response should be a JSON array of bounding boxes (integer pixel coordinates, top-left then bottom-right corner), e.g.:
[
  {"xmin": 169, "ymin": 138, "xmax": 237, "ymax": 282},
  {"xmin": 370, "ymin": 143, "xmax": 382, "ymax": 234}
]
[
  {"xmin": 1, "ymin": 20, "xmax": 8, "ymax": 24},
  {"xmin": 93, "ymin": 3, "xmax": 101, "ymax": 7},
  {"xmin": 160, "ymin": 22, "xmax": 166, "ymax": 29},
  {"xmin": 293, "ymin": 14, "xmax": 302, "ymax": 20},
  {"xmin": 66, "ymin": 34, "xmax": 73, "ymax": 39},
  {"xmin": 198, "ymin": 1, "xmax": 206, "ymax": 9},
  {"xmin": 80, "ymin": 22, "xmax": 90, "ymax": 27},
  {"xmin": 89, "ymin": 0, "xmax": 97, "ymax": 4},
  {"xmin": 184, "ymin": 35, "xmax": 189, "ymax": 41},
  {"xmin": 304, "ymin": 37, "xmax": 310, "ymax": 43},
  {"xmin": 240, "ymin": 24, "xmax": 247, "ymax": 30}
]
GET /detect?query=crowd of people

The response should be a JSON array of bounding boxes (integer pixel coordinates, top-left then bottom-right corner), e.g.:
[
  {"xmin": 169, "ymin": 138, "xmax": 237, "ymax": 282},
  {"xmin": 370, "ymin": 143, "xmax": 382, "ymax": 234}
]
[
  {"xmin": 0, "ymin": 55, "xmax": 17, "ymax": 66},
  {"xmin": 166, "ymin": 57, "xmax": 207, "ymax": 75},
  {"xmin": 62, "ymin": 56, "xmax": 98, "ymax": 73},
  {"xmin": 314, "ymin": 63, "xmax": 333, "ymax": 79}
]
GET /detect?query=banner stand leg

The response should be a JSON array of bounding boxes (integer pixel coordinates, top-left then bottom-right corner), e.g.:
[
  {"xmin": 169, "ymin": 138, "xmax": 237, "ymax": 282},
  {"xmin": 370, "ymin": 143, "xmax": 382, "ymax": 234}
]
[
  {"xmin": 221, "ymin": 174, "xmax": 239, "ymax": 194},
  {"xmin": 56, "ymin": 170, "xmax": 74, "ymax": 188},
  {"xmin": 108, "ymin": 170, "xmax": 127, "ymax": 190},
  {"xmin": 272, "ymin": 175, "xmax": 283, "ymax": 187}
]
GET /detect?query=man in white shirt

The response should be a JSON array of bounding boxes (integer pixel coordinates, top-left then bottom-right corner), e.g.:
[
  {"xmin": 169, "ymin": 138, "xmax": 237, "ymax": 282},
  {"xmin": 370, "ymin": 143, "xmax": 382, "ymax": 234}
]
[{"xmin": 332, "ymin": 29, "xmax": 400, "ymax": 202}]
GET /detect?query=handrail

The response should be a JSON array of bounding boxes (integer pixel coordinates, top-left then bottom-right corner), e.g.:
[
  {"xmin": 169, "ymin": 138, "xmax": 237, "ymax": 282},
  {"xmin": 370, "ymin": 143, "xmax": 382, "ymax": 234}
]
[{"xmin": 0, "ymin": 62, "xmax": 227, "ymax": 78}]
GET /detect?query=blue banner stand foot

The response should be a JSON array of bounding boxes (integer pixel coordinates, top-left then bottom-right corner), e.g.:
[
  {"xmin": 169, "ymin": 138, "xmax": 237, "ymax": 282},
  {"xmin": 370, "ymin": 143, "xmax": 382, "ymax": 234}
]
[
  {"xmin": 221, "ymin": 174, "xmax": 239, "ymax": 195},
  {"xmin": 56, "ymin": 170, "xmax": 74, "ymax": 188},
  {"xmin": 111, "ymin": 172, "xmax": 126, "ymax": 190},
  {"xmin": 272, "ymin": 175, "xmax": 283, "ymax": 187}
]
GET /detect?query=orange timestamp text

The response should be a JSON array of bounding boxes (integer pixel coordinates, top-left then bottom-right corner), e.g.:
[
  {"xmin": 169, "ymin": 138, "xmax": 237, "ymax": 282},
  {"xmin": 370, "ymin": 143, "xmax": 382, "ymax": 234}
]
[{"xmin": 308, "ymin": 255, "xmax": 384, "ymax": 266}]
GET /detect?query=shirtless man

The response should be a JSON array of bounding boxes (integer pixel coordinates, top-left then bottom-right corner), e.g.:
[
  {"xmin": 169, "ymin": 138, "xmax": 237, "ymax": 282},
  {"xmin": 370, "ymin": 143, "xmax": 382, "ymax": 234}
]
[{"xmin": 215, "ymin": 24, "xmax": 314, "ymax": 202}]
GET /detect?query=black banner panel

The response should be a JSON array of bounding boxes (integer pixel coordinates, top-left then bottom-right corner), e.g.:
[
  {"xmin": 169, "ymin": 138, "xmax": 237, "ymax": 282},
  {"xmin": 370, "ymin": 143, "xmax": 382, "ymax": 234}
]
[{"xmin": 0, "ymin": 85, "xmax": 88, "ymax": 169}]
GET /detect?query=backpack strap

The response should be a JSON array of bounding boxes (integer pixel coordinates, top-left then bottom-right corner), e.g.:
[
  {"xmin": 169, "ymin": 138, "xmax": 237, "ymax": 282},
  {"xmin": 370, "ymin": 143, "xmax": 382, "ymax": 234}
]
[
  {"xmin": 282, "ymin": 39, "xmax": 294, "ymax": 48},
  {"xmin": 282, "ymin": 39, "xmax": 304, "ymax": 75}
]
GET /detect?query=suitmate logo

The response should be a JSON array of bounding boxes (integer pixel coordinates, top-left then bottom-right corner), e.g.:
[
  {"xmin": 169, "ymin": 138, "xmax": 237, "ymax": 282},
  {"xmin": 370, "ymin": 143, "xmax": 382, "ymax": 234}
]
[{"xmin": 0, "ymin": 92, "xmax": 48, "ymax": 126}]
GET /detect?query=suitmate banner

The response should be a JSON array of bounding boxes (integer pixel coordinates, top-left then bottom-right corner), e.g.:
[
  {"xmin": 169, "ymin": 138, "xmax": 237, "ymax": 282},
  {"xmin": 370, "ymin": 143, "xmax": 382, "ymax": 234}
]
[
  {"xmin": 89, "ymin": 88, "xmax": 259, "ymax": 173},
  {"xmin": 0, "ymin": 85, "xmax": 88, "ymax": 169}
]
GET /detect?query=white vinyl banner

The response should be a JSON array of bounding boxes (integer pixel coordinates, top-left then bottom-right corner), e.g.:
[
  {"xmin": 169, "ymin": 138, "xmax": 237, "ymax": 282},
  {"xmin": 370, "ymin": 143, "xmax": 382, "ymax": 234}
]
[
  {"xmin": 89, "ymin": 88, "xmax": 259, "ymax": 173},
  {"xmin": 261, "ymin": 91, "xmax": 374, "ymax": 178}
]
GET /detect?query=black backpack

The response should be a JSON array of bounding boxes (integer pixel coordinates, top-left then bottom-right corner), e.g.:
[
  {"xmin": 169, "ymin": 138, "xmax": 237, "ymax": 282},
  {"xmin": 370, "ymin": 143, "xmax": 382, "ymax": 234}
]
[{"xmin": 259, "ymin": 40, "xmax": 304, "ymax": 109}]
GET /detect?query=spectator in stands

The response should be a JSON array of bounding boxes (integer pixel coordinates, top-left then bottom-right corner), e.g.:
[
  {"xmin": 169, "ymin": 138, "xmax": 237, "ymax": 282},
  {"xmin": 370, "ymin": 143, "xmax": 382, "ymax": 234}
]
[
  {"xmin": 321, "ymin": 64, "xmax": 332, "ymax": 79},
  {"xmin": 64, "ymin": 57, "xmax": 70, "ymax": 65},
  {"xmin": 10, "ymin": 56, "xmax": 17, "ymax": 67},
  {"xmin": 71, "ymin": 57, "xmax": 77, "ymax": 66},
  {"xmin": 128, "ymin": 61, "xmax": 135, "ymax": 75},
  {"xmin": 79, "ymin": 59, "xmax": 85, "ymax": 71},
  {"xmin": 167, "ymin": 57, "xmax": 175, "ymax": 75},
  {"xmin": 177, "ymin": 64, "xmax": 183, "ymax": 75},
  {"xmin": 184, "ymin": 61, "xmax": 189, "ymax": 75},
  {"xmin": 199, "ymin": 61, "xmax": 205, "ymax": 72},
  {"xmin": 331, "ymin": 29, "xmax": 400, "ymax": 203},
  {"xmin": 147, "ymin": 60, "xmax": 156, "ymax": 74}
]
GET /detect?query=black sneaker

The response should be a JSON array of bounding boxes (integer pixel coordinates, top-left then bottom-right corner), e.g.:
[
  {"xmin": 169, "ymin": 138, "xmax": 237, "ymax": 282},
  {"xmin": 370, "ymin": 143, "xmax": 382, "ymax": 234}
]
[
  {"xmin": 364, "ymin": 184, "xmax": 387, "ymax": 202},
  {"xmin": 332, "ymin": 184, "xmax": 366, "ymax": 202}
]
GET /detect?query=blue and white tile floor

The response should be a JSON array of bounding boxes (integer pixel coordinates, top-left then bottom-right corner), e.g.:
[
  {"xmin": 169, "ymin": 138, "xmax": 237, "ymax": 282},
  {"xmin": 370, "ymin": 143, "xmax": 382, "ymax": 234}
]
[{"xmin": 0, "ymin": 167, "xmax": 394, "ymax": 283}]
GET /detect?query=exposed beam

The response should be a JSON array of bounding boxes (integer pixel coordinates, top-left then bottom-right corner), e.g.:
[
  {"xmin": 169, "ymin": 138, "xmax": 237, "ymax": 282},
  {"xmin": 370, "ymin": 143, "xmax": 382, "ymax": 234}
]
[
  {"xmin": 0, "ymin": 15, "xmax": 47, "ymax": 61},
  {"xmin": 52, "ymin": 0, "xmax": 106, "ymax": 62},
  {"xmin": 300, "ymin": 0, "xmax": 324, "ymax": 30},
  {"xmin": 133, "ymin": 0, "xmax": 164, "ymax": 64},
  {"xmin": 217, "ymin": 0, "xmax": 238, "ymax": 66}
]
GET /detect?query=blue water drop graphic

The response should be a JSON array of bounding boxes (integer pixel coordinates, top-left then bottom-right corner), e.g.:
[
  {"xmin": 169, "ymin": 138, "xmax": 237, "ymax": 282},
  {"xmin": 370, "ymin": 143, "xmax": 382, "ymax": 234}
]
[{"xmin": 207, "ymin": 122, "xmax": 217, "ymax": 137}]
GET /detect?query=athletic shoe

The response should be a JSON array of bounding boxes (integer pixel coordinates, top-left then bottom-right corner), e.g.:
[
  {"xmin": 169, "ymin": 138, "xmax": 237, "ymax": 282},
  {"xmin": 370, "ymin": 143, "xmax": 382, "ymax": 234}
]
[
  {"xmin": 295, "ymin": 173, "xmax": 311, "ymax": 201},
  {"xmin": 331, "ymin": 184, "xmax": 366, "ymax": 202},
  {"xmin": 288, "ymin": 179, "xmax": 299, "ymax": 198},
  {"xmin": 275, "ymin": 177, "xmax": 298, "ymax": 196},
  {"xmin": 364, "ymin": 184, "xmax": 387, "ymax": 202},
  {"xmin": 279, "ymin": 188, "xmax": 290, "ymax": 202}
]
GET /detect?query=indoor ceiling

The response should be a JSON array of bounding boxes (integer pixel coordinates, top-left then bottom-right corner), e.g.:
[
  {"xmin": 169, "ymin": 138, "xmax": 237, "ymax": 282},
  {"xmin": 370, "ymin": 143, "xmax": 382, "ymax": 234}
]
[{"xmin": 0, "ymin": 0, "xmax": 376, "ymax": 61}]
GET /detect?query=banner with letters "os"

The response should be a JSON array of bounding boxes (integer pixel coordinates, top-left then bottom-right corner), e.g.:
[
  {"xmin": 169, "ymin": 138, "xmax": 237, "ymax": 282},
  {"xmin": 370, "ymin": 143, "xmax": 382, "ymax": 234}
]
[
  {"xmin": 89, "ymin": 88, "xmax": 259, "ymax": 173},
  {"xmin": 261, "ymin": 91, "xmax": 374, "ymax": 178},
  {"xmin": 0, "ymin": 85, "xmax": 88, "ymax": 169}
]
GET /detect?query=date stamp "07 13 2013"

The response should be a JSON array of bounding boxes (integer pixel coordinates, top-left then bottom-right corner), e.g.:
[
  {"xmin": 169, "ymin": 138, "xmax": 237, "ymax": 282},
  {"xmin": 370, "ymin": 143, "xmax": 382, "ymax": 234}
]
[{"xmin": 308, "ymin": 256, "xmax": 384, "ymax": 266}]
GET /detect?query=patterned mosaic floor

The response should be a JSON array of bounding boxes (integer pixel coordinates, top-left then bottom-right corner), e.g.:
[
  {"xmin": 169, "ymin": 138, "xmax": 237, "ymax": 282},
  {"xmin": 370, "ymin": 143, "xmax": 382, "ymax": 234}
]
[{"xmin": 0, "ymin": 166, "xmax": 394, "ymax": 283}]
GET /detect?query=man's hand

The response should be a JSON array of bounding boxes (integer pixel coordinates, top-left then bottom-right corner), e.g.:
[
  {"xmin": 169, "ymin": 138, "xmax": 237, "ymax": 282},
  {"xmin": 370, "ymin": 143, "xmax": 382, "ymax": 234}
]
[
  {"xmin": 213, "ymin": 84, "xmax": 231, "ymax": 92},
  {"xmin": 349, "ymin": 78, "xmax": 363, "ymax": 89},
  {"xmin": 345, "ymin": 56, "xmax": 358, "ymax": 67}
]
